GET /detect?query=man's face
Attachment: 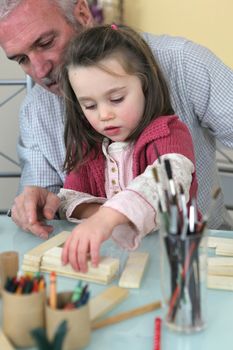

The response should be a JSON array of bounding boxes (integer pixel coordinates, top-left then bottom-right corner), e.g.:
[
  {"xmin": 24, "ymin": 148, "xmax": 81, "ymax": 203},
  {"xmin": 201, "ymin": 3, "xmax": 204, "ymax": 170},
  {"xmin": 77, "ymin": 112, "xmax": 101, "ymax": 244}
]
[{"xmin": 0, "ymin": 0, "xmax": 92, "ymax": 94}]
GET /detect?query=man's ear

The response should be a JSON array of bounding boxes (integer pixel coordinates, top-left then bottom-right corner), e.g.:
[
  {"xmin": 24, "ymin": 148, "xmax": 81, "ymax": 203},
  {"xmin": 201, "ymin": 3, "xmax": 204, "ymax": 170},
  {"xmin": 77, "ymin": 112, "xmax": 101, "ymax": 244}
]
[{"xmin": 74, "ymin": 0, "xmax": 93, "ymax": 27}]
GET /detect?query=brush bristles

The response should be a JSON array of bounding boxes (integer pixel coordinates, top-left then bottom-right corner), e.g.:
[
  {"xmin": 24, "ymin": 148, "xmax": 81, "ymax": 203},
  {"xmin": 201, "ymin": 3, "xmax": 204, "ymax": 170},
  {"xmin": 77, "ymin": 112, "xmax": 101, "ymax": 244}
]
[
  {"xmin": 164, "ymin": 159, "xmax": 173, "ymax": 180},
  {"xmin": 212, "ymin": 187, "xmax": 221, "ymax": 200},
  {"xmin": 152, "ymin": 167, "xmax": 159, "ymax": 183},
  {"xmin": 179, "ymin": 183, "xmax": 184, "ymax": 195}
]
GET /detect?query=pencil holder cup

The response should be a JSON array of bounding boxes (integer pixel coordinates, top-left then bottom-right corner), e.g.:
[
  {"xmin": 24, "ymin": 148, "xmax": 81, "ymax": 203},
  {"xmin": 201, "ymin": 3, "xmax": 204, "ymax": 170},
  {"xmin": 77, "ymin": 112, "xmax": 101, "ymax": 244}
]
[
  {"xmin": 2, "ymin": 289, "xmax": 45, "ymax": 347},
  {"xmin": 159, "ymin": 225, "xmax": 208, "ymax": 333},
  {"xmin": 0, "ymin": 251, "xmax": 19, "ymax": 294},
  {"xmin": 46, "ymin": 291, "xmax": 91, "ymax": 350}
]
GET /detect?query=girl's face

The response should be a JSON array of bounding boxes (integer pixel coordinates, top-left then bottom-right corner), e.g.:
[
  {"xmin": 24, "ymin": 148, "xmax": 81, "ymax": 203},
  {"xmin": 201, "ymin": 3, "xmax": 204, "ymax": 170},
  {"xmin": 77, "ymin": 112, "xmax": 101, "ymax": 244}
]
[{"xmin": 68, "ymin": 57, "xmax": 145, "ymax": 142}]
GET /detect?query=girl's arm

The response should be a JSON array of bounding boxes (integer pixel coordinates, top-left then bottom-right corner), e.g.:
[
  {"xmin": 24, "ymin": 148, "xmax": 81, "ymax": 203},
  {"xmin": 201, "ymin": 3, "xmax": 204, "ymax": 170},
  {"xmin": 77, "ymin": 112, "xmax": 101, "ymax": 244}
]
[
  {"xmin": 103, "ymin": 154, "xmax": 195, "ymax": 246},
  {"xmin": 62, "ymin": 154, "xmax": 195, "ymax": 273},
  {"xmin": 62, "ymin": 206, "xmax": 129, "ymax": 272},
  {"xmin": 71, "ymin": 202, "xmax": 102, "ymax": 219},
  {"xmin": 58, "ymin": 188, "xmax": 106, "ymax": 221}
]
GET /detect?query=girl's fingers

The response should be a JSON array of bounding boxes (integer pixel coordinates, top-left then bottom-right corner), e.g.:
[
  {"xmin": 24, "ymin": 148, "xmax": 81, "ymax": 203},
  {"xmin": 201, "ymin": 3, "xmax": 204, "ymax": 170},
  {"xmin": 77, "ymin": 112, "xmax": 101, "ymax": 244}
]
[
  {"xmin": 90, "ymin": 239, "xmax": 101, "ymax": 267},
  {"xmin": 68, "ymin": 235, "xmax": 81, "ymax": 271},
  {"xmin": 62, "ymin": 234, "xmax": 73, "ymax": 264},
  {"xmin": 77, "ymin": 239, "xmax": 90, "ymax": 273}
]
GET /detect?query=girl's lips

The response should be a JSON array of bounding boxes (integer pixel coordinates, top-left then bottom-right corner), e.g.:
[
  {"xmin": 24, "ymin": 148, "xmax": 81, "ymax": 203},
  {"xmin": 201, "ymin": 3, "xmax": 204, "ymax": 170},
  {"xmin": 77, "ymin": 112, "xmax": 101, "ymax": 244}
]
[{"xmin": 104, "ymin": 127, "xmax": 121, "ymax": 136}]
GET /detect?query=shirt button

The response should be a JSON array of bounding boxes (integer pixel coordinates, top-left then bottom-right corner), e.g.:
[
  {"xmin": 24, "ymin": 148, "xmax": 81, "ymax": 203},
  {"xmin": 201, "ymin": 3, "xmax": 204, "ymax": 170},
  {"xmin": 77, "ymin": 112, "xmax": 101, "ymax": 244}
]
[
  {"xmin": 112, "ymin": 179, "xmax": 116, "ymax": 185},
  {"xmin": 111, "ymin": 167, "xmax": 116, "ymax": 173}
]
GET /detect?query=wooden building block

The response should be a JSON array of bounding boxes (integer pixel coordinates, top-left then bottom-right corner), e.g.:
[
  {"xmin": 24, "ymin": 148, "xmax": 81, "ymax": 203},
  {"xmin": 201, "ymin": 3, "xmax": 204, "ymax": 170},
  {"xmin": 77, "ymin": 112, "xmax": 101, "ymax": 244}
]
[
  {"xmin": 206, "ymin": 236, "xmax": 233, "ymax": 249},
  {"xmin": 40, "ymin": 246, "xmax": 120, "ymax": 284},
  {"xmin": 91, "ymin": 300, "xmax": 162, "ymax": 330},
  {"xmin": 22, "ymin": 231, "xmax": 120, "ymax": 284},
  {"xmin": 208, "ymin": 257, "xmax": 233, "ymax": 276},
  {"xmin": 118, "ymin": 252, "xmax": 149, "ymax": 289},
  {"xmin": 89, "ymin": 286, "xmax": 129, "ymax": 322},
  {"xmin": 216, "ymin": 243, "xmax": 233, "ymax": 257},
  {"xmin": 22, "ymin": 231, "xmax": 71, "ymax": 273},
  {"xmin": 207, "ymin": 275, "xmax": 233, "ymax": 291},
  {"xmin": 0, "ymin": 330, "xmax": 15, "ymax": 350}
]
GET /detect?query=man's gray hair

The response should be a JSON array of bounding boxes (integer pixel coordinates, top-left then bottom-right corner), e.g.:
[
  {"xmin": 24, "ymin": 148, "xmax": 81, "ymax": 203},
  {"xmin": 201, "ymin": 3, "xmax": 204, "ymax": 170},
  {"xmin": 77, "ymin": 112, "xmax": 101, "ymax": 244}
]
[{"xmin": 0, "ymin": 0, "xmax": 79, "ymax": 23}]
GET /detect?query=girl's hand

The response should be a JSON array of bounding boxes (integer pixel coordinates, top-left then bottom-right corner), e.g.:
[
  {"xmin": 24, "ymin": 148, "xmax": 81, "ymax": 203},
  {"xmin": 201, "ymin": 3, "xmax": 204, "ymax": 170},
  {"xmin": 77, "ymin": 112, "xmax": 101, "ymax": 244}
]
[{"xmin": 62, "ymin": 207, "xmax": 129, "ymax": 272}]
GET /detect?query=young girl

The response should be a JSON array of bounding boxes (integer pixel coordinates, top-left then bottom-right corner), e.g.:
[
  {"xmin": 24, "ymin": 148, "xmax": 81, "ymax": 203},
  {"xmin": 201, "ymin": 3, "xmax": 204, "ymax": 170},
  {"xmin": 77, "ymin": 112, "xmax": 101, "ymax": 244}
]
[{"xmin": 58, "ymin": 24, "xmax": 199, "ymax": 273}]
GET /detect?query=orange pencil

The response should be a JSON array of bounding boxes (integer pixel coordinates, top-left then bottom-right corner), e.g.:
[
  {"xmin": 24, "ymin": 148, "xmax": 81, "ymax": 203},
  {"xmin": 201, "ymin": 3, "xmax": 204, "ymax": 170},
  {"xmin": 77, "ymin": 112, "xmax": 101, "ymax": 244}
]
[
  {"xmin": 38, "ymin": 277, "xmax": 46, "ymax": 291},
  {"xmin": 49, "ymin": 271, "xmax": 57, "ymax": 309}
]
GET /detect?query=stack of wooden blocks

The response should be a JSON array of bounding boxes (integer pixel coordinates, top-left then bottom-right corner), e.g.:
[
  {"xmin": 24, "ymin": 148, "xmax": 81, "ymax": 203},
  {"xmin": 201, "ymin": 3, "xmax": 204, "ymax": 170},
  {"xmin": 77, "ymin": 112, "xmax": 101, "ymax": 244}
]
[
  {"xmin": 22, "ymin": 231, "xmax": 149, "ymax": 289},
  {"xmin": 207, "ymin": 236, "xmax": 233, "ymax": 291}
]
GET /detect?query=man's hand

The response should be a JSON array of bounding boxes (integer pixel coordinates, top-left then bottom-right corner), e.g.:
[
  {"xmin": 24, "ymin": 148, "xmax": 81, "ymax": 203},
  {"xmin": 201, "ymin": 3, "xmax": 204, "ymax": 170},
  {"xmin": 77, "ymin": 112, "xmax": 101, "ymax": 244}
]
[{"xmin": 11, "ymin": 186, "xmax": 61, "ymax": 238}]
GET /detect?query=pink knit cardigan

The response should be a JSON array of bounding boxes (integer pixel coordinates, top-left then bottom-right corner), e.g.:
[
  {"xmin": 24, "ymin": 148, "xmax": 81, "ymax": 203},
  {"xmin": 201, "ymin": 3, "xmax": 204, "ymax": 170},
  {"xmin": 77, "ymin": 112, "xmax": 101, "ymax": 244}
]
[{"xmin": 64, "ymin": 115, "xmax": 198, "ymax": 201}]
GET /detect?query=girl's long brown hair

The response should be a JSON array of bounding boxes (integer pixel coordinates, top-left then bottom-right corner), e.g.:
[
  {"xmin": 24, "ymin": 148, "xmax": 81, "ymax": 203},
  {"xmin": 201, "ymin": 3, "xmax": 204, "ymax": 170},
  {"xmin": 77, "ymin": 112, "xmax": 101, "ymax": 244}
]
[{"xmin": 60, "ymin": 24, "xmax": 174, "ymax": 173}]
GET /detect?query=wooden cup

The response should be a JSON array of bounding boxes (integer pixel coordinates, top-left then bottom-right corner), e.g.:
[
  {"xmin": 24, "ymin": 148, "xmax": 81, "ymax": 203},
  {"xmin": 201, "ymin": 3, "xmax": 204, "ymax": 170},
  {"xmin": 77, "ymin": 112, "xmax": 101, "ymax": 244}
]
[
  {"xmin": 2, "ymin": 289, "xmax": 45, "ymax": 347},
  {"xmin": 0, "ymin": 251, "xmax": 19, "ymax": 293},
  {"xmin": 46, "ymin": 291, "xmax": 91, "ymax": 350}
]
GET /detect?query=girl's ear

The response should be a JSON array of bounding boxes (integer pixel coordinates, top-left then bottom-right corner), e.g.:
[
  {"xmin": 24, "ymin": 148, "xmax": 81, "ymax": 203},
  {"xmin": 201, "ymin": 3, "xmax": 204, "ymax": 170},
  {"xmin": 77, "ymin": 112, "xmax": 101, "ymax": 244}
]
[{"xmin": 74, "ymin": 0, "xmax": 93, "ymax": 27}]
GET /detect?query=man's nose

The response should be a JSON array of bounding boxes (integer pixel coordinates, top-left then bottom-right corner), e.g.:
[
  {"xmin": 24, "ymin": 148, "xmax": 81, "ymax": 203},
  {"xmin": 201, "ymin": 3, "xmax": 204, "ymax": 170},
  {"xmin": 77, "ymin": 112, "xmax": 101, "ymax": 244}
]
[{"xmin": 29, "ymin": 53, "xmax": 52, "ymax": 80}]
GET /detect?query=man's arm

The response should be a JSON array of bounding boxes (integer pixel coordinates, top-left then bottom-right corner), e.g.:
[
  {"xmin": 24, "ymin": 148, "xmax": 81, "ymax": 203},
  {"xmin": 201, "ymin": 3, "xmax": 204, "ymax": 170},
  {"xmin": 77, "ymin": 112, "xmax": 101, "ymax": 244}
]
[
  {"xmin": 12, "ymin": 85, "xmax": 66, "ymax": 236},
  {"xmin": 17, "ymin": 85, "xmax": 65, "ymax": 193}
]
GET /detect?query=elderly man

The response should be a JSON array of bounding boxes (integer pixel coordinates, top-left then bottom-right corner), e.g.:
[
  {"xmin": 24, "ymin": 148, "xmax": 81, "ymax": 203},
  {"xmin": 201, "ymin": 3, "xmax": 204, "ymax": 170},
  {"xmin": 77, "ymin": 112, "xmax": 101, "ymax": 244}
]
[{"xmin": 1, "ymin": 0, "xmax": 233, "ymax": 237}]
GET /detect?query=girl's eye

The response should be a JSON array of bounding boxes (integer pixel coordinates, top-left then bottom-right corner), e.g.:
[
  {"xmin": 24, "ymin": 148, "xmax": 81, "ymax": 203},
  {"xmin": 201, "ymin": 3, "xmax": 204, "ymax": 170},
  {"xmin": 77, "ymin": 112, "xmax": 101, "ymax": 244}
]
[
  {"xmin": 111, "ymin": 97, "xmax": 124, "ymax": 103},
  {"xmin": 84, "ymin": 104, "xmax": 96, "ymax": 110}
]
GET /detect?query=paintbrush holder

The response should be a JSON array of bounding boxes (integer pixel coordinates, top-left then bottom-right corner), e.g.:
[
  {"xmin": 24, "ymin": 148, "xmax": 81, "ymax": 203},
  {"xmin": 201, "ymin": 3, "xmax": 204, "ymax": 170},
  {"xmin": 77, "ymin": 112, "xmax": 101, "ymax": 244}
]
[
  {"xmin": 2, "ymin": 289, "xmax": 45, "ymax": 347},
  {"xmin": 159, "ymin": 225, "xmax": 208, "ymax": 333},
  {"xmin": 46, "ymin": 291, "xmax": 91, "ymax": 350}
]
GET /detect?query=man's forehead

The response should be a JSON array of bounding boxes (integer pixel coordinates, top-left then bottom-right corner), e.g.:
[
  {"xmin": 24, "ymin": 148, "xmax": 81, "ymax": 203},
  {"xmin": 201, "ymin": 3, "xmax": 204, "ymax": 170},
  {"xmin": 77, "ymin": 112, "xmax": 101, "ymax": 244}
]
[{"xmin": 0, "ymin": 1, "xmax": 61, "ymax": 54}]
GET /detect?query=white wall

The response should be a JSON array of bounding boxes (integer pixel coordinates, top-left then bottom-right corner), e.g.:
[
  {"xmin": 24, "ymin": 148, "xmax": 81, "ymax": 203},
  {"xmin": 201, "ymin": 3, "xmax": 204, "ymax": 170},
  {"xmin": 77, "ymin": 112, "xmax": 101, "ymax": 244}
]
[{"xmin": 0, "ymin": 48, "xmax": 25, "ymax": 212}]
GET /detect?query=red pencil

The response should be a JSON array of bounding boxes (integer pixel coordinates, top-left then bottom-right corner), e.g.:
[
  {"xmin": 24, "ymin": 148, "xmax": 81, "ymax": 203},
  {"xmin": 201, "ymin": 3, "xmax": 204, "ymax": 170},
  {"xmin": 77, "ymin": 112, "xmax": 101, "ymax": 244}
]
[{"xmin": 154, "ymin": 317, "xmax": 162, "ymax": 350}]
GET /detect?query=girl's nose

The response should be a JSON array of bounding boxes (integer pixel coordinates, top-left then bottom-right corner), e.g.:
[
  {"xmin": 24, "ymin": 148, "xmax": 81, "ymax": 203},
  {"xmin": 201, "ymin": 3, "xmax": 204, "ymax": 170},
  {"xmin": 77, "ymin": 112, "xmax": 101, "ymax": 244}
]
[{"xmin": 99, "ymin": 107, "xmax": 115, "ymax": 121}]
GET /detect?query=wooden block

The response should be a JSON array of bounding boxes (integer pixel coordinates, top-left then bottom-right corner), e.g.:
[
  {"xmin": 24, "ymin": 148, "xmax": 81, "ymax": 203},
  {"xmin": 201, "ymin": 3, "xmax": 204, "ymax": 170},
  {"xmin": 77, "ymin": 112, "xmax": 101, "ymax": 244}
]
[
  {"xmin": 208, "ymin": 257, "xmax": 233, "ymax": 276},
  {"xmin": 43, "ymin": 247, "xmax": 119, "ymax": 275},
  {"xmin": 207, "ymin": 275, "xmax": 233, "ymax": 291},
  {"xmin": 0, "ymin": 330, "xmax": 15, "ymax": 350},
  {"xmin": 89, "ymin": 286, "xmax": 129, "ymax": 322},
  {"xmin": 216, "ymin": 243, "xmax": 233, "ymax": 257},
  {"xmin": 91, "ymin": 300, "xmax": 162, "ymax": 330},
  {"xmin": 22, "ymin": 231, "xmax": 70, "ymax": 272},
  {"xmin": 21, "ymin": 264, "xmax": 40, "ymax": 273},
  {"xmin": 206, "ymin": 236, "xmax": 233, "ymax": 248},
  {"xmin": 118, "ymin": 252, "xmax": 149, "ymax": 289},
  {"xmin": 24, "ymin": 231, "xmax": 70, "ymax": 259},
  {"xmin": 40, "ymin": 246, "xmax": 120, "ymax": 284}
]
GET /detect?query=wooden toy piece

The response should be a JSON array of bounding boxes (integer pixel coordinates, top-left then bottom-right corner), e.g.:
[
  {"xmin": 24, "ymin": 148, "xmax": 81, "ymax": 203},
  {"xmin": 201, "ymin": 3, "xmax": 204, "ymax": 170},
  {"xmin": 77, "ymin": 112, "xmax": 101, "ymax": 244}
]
[
  {"xmin": 22, "ymin": 231, "xmax": 71, "ymax": 273},
  {"xmin": 91, "ymin": 300, "xmax": 161, "ymax": 330},
  {"xmin": 40, "ymin": 246, "xmax": 120, "ymax": 285},
  {"xmin": 206, "ymin": 236, "xmax": 233, "ymax": 249},
  {"xmin": 208, "ymin": 257, "xmax": 233, "ymax": 276},
  {"xmin": 0, "ymin": 329, "xmax": 15, "ymax": 350},
  {"xmin": 207, "ymin": 275, "xmax": 233, "ymax": 291},
  {"xmin": 89, "ymin": 286, "xmax": 129, "ymax": 322},
  {"xmin": 118, "ymin": 252, "xmax": 149, "ymax": 289},
  {"xmin": 216, "ymin": 243, "xmax": 233, "ymax": 257}
]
